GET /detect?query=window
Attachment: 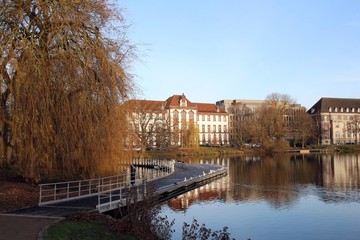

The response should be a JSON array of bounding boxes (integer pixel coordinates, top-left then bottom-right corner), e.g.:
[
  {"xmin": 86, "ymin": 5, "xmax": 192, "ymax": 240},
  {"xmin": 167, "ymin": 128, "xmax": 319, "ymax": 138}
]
[
  {"xmin": 334, "ymin": 107, "xmax": 338, "ymax": 112},
  {"xmin": 346, "ymin": 108, "xmax": 349, "ymax": 112},
  {"xmin": 180, "ymin": 99, "xmax": 187, "ymax": 107},
  {"xmin": 189, "ymin": 111, "xmax": 194, "ymax": 121},
  {"xmin": 202, "ymin": 115, "xmax": 205, "ymax": 121},
  {"xmin": 202, "ymin": 125, "xmax": 205, "ymax": 133},
  {"xmin": 181, "ymin": 110, "xmax": 186, "ymax": 121},
  {"xmin": 213, "ymin": 115, "xmax": 216, "ymax": 121},
  {"xmin": 207, "ymin": 115, "xmax": 210, "ymax": 121},
  {"xmin": 329, "ymin": 107, "xmax": 332, "ymax": 112},
  {"xmin": 218, "ymin": 125, "xmax": 222, "ymax": 133},
  {"xmin": 340, "ymin": 107, "xmax": 344, "ymax": 112},
  {"xmin": 351, "ymin": 108, "xmax": 355, "ymax": 113},
  {"xmin": 224, "ymin": 125, "xmax": 227, "ymax": 132},
  {"xmin": 207, "ymin": 125, "xmax": 211, "ymax": 132},
  {"xmin": 213, "ymin": 125, "xmax": 216, "ymax": 132}
]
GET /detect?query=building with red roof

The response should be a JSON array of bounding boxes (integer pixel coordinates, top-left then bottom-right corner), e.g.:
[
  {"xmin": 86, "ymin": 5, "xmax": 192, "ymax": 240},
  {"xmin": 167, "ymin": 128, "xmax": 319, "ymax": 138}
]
[{"xmin": 124, "ymin": 94, "xmax": 229, "ymax": 149}]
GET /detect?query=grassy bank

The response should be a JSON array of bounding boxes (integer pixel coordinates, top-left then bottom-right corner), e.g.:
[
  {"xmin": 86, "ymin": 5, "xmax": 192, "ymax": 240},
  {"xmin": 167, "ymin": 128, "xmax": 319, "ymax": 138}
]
[{"xmin": 43, "ymin": 213, "xmax": 138, "ymax": 240}]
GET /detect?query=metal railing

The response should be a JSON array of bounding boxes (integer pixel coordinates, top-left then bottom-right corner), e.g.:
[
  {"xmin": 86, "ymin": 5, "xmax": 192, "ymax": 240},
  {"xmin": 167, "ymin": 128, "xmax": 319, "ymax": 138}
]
[
  {"xmin": 96, "ymin": 160, "xmax": 175, "ymax": 212},
  {"xmin": 96, "ymin": 164, "xmax": 227, "ymax": 213},
  {"xmin": 39, "ymin": 159, "xmax": 175, "ymax": 206}
]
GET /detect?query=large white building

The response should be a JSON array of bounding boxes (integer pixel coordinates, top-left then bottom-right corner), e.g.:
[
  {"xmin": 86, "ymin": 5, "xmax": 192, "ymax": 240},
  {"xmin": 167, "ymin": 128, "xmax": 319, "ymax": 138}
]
[{"xmin": 125, "ymin": 94, "xmax": 229, "ymax": 148}]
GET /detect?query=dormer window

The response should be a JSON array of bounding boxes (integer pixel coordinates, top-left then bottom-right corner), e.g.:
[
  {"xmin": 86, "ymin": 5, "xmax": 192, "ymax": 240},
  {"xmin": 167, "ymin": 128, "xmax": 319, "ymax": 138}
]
[
  {"xmin": 328, "ymin": 107, "xmax": 332, "ymax": 112},
  {"xmin": 340, "ymin": 107, "xmax": 343, "ymax": 112},
  {"xmin": 179, "ymin": 93, "xmax": 187, "ymax": 107},
  {"xmin": 334, "ymin": 107, "xmax": 338, "ymax": 112}
]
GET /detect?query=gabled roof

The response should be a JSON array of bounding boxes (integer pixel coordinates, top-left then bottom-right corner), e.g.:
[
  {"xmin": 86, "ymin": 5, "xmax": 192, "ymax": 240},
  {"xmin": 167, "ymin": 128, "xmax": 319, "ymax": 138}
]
[
  {"xmin": 164, "ymin": 94, "xmax": 197, "ymax": 109},
  {"xmin": 124, "ymin": 94, "xmax": 227, "ymax": 114},
  {"xmin": 308, "ymin": 97, "xmax": 360, "ymax": 114}
]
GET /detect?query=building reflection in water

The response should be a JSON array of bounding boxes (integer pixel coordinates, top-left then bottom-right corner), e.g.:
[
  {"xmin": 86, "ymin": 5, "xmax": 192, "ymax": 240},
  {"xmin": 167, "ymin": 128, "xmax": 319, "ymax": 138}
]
[{"xmin": 165, "ymin": 153, "xmax": 360, "ymax": 211}]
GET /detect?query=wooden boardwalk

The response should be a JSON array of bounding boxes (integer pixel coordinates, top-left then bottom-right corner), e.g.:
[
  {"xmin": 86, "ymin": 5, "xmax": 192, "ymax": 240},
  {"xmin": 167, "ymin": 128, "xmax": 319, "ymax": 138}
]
[{"xmin": 5, "ymin": 163, "xmax": 227, "ymax": 218}]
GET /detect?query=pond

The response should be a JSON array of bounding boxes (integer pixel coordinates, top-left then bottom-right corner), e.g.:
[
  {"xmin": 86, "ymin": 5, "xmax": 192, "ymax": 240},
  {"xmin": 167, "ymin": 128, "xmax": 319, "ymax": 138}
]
[{"xmin": 159, "ymin": 153, "xmax": 360, "ymax": 240}]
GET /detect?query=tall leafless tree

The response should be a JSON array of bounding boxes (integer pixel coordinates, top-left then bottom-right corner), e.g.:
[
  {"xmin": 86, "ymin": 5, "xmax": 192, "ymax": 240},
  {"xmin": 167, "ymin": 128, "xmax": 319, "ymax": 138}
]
[
  {"xmin": 288, "ymin": 110, "xmax": 314, "ymax": 148},
  {"xmin": 346, "ymin": 114, "xmax": 360, "ymax": 144},
  {"xmin": 0, "ymin": 0, "xmax": 135, "ymax": 181},
  {"xmin": 125, "ymin": 100, "xmax": 165, "ymax": 152},
  {"xmin": 250, "ymin": 93, "xmax": 294, "ymax": 152},
  {"xmin": 228, "ymin": 103, "xmax": 253, "ymax": 147}
]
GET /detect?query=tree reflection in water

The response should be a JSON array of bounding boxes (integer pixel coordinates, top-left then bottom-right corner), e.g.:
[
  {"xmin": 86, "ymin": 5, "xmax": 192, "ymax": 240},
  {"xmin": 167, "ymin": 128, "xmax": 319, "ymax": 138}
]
[{"xmin": 161, "ymin": 153, "xmax": 360, "ymax": 240}]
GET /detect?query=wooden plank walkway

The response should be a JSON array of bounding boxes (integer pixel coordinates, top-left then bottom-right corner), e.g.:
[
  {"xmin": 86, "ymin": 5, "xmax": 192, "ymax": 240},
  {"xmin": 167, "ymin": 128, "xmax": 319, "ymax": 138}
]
[{"xmin": 5, "ymin": 163, "xmax": 227, "ymax": 218}]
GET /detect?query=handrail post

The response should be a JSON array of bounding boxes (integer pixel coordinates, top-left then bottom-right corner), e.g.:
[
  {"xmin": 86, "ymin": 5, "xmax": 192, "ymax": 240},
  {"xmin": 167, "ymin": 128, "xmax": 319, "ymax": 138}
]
[
  {"xmin": 54, "ymin": 184, "xmax": 57, "ymax": 201},
  {"xmin": 39, "ymin": 185, "xmax": 42, "ymax": 205},
  {"xmin": 97, "ymin": 185, "xmax": 100, "ymax": 210}
]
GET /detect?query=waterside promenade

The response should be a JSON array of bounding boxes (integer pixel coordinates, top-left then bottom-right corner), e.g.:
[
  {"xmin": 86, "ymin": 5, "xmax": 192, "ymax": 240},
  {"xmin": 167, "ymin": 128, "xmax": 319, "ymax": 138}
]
[{"xmin": 0, "ymin": 163, "xmax": 227, "ymax": 240}]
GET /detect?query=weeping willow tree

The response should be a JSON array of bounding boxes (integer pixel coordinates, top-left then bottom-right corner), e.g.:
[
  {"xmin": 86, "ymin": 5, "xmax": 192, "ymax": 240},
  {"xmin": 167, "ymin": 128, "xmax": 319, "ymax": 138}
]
[{"xmin": 0, "ymin": 0, "xmax": 135, "ymax": 181}]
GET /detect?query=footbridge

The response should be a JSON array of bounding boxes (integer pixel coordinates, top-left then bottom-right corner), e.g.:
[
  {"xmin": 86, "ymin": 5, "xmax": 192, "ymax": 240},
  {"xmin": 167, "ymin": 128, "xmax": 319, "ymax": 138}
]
[{"xmin": 7, "ymin": 160, "xmax": 227, "ymax": 217}]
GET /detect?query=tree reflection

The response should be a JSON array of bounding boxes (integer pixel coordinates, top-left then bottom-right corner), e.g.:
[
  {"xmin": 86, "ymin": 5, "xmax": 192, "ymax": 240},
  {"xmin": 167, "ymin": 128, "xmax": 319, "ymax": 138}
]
[{"xmin": 166, "ymin": 153, "xmax": 360, "ymax": 211}]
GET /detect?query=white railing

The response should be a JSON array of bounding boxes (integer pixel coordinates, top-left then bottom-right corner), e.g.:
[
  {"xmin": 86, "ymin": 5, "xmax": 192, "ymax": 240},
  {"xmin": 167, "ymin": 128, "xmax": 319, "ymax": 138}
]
[
  {"xmin": 96, "ymin": 164, "xmax": 227, "ymax": 213},
  {"xmin": 96, "ymin": 160, "xmax": 175, "ymax": 212},
  {"xmin": 39, "ymin": 159, "xmax": 175, "ymax": 206}
]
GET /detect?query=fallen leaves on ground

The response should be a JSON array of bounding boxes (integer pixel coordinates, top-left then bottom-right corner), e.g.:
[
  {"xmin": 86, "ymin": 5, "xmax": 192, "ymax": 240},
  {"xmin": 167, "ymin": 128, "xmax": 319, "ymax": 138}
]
[{"xmin": 0, "ymin": 180, "xmax": 39, "ymax": 212}]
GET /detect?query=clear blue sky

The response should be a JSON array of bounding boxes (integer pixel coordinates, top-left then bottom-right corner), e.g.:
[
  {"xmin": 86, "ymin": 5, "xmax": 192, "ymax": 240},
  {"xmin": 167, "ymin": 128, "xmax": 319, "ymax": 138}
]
[{"xmin": 119, "ymin": 0, "xmax": 360, "ymax": 109}]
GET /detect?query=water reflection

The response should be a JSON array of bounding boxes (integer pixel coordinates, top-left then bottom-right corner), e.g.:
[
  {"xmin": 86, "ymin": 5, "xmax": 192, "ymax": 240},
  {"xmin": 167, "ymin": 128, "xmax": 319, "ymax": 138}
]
[{"xmin": 166, "ymin": 153, "xmax": 360, "ymax": 211}]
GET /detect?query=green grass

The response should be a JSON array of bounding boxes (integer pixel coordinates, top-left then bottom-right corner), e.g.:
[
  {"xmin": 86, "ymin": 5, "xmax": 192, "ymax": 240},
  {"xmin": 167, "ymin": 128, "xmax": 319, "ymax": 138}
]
[{"xmin": 43, "ymin": 220, "xmax": 137, "ymax": 240}]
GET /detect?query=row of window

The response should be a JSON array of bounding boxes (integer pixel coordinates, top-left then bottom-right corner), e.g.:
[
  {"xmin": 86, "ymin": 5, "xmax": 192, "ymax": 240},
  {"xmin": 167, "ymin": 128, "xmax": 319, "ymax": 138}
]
[
  {"xmin": 172, "ymin": 111, "xmax": 227, "ymax": 122},
  {"xmin": 334, "ymin": 132, "xmax": 358, "ymax": 138},
  {"xmin": 198, "ymin": 114, "xmax": 227, "ymax": 122},
  {"xmin": 328, "ymin": 107, "xmax": 360, "ymax": 113},
  {"xmin": 200, "ymin": 133, "xmax": 228, "ymax": 143},
  {"xmin": 200, "ymin": 124, "xmax": 227, "ymax": 133},
  {"xmin": 323, "ymin": 115, "xmax": 360, "ymax": 121}
]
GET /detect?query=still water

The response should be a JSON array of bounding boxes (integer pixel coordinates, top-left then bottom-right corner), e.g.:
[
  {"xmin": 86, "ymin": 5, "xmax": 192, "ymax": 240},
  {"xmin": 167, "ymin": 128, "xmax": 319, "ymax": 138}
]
[{"xmin": 159, "ymin": 153, "xmax": 360, "ymax": 240}]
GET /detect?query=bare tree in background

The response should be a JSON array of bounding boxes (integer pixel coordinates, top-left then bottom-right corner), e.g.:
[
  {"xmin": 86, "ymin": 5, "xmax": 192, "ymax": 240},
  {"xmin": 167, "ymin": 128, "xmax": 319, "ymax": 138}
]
[
  {"xmin": 288, "ymin": 110, "xmax": 314, "ymax": 148},
  {"xmin": 154, "ymin": 114, "xmax": 173, "ymax": 150},
  {"xmin": 346, "ymin": 114, "xmax": 360, "ymax": 144},
  {"xmin": 0, "ymin": 0, "xmax": 135, "ymax": 181},
  {"xmin": 251, "ymin": 93, "xmax": 294, "ymax": 152},
  {"xmin": 228, "ymin": 103, "xmax": 253, "ymax": 147},
  {"xmin": 126, "ymin": 100, "xmax": 165, "ymax": 152}
]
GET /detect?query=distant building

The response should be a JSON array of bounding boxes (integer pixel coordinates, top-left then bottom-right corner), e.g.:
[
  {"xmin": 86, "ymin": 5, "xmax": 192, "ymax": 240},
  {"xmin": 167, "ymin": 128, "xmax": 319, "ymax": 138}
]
[
  {"xmin": 216, "ymin": 99, "xmax": 307, "ymax": 146},
  {"xmin": 125, "ymin": 94, "xmax": 229, "ymax": 148},
  {"xmin": 308, "ymin": 97, "xmax": 360, "ymax": 145}
]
